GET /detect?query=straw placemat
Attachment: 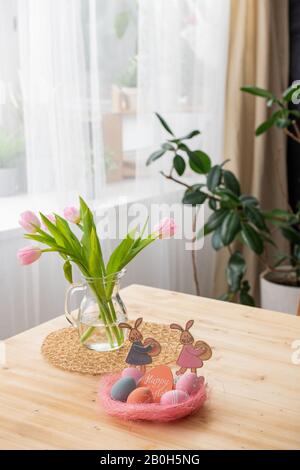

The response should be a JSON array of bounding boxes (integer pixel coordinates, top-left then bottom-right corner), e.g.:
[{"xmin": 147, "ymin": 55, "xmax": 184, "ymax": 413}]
[{"xmin": 41, "ymin": 322, "xmax": 181, "ymax": 375}]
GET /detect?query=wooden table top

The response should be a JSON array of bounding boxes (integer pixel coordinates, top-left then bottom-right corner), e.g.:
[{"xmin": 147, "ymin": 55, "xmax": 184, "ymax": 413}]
[{"xmin": 1, "ymin": 284, "xmax": 300, "ymax": 450}]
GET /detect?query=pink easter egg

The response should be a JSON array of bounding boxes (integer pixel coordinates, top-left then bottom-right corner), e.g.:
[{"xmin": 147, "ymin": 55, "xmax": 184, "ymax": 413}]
[
  {"xmin": 121, "ymin": 367, "xmax": 143, "ymax": 384},
  {"xmin": 176, "ymin": 373, "xmax": 202, "ymax": 395},
  {"xmin": 160, "ymin": 389, "xmax": 189, "ymax": 406}
]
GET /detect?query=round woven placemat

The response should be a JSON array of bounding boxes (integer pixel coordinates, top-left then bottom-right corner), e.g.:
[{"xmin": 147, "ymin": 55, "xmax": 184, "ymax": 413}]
[{"xmin": 41, "ymin": 322, "xmax": 181, "ymax": 375}]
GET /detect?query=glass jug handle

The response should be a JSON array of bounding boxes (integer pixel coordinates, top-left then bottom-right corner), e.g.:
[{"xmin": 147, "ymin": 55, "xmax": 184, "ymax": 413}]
[{"xmin": 64, "ymin": 283, "xmax": 86, "ymax": 327}]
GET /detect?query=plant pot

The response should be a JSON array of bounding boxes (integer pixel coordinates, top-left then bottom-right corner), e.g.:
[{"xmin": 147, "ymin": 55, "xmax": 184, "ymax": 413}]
[
  {"xmin": 0, "ymin": 167, "xmax": 19, "ymax": 196},
  {"xmin": 260, "ymin": 268, "xmax": 300, "ymax": 314}
]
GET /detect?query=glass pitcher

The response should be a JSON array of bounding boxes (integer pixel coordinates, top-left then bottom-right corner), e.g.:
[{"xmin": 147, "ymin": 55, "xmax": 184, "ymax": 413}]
[{"xmin": 65, "ymin": 270, "xmax": 128, "ymax": 352}]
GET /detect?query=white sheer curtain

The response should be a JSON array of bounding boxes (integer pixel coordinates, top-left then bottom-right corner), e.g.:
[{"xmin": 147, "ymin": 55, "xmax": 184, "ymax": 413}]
[
  {"xmin": 17, "ymin": 0, "xmax": 230, "ymax": 196},
  {"xmin": 137, "ymin": 0, "xmax": 230, "ymax": 173},
  {"xmin": 0, "ymin": 0, "xmax": 230, "ymax": 339},
  {"xmin": 136, "ymin": 0, "xmax": 230, "ymax": 303},
  {"xmin": 18, "ymin": 0, "xmax": 104, "ymax": 200}
]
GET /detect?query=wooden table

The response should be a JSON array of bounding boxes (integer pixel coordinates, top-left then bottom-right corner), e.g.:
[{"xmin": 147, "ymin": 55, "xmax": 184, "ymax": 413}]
[{"xmin": 1, "ymin": 284, "xmax": 300, "ymax": 450}]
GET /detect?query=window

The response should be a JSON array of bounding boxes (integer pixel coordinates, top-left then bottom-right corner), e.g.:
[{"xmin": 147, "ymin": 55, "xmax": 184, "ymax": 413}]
[{"xmin": 0, "ymin": 0, "xmax": 229, "ymax": 200}]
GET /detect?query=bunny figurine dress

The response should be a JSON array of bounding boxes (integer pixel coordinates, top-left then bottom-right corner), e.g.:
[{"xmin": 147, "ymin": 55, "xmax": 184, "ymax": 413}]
[
  {"xmin": 176, "ymin": 344, "xmax": 203, "ymax": 369},
  {"xmin": 126, "ymin": 341, "xmax": 153, "ymax": 366}
]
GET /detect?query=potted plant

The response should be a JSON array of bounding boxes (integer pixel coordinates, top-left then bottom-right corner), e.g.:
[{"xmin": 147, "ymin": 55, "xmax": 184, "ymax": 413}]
[
  {"xmin": 241, "ymin": 84, "xmax": 300, "ymax": 313},
  {"xmin": 0, "ymin": 129, "xmax": 24, "ymax": 197},
  {"xmin": 146, "ymin": 112, "xmax": 300, "ymax": 313}
]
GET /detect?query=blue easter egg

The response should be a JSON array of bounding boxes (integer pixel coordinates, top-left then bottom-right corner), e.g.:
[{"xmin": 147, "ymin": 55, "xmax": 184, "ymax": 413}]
[{"xmin": 111, "ymin": 377, "xmax": 136, "ymax": 402}]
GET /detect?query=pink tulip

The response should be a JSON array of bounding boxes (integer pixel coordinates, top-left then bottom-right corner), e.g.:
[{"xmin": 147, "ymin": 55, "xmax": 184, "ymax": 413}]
[
  {"xmin": 19, "ymin": 211, "xmax": 40, "ymax": 233},
  {"xmin": 155, "ymin": 218, "xmax": 177, "ymax": 239},
  {"xmin": 63, "ymin": 206, "xmax": 80, "ymax": 224},
  {"xmin": 17, "ymin": 246, "xmax": 42, "ymax": 265}
]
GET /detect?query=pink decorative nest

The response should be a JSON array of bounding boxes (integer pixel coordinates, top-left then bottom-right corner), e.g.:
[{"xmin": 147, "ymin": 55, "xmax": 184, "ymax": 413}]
[{"xmin": 99, "ymin": 374, "xmax": 207, "ymax": 422}]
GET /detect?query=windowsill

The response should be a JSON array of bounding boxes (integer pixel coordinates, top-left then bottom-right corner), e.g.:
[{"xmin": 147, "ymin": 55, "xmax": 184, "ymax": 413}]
[{"xmin": 0, "ymin": 176, "xmax": 200, "ymax": 238}]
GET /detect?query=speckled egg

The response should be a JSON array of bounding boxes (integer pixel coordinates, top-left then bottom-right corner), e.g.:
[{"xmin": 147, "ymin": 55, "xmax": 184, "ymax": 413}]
[
  {"xmin": 176, "ymin": 373, "xmax": 202, "ymax": 395},
  {"xmin": 160, "ymin": 389, "xmax": 189, "ymax": 406},
  {"xmin": 121, "ymin": 367, "xmax": 143, "ymax": 384},
  {"xmin": 127, "ymin": 387, "xmax": 153, "ymax": 404},
  {"xmin": 111, "ymin": 377, "xmax": 136, "ymax": 402}
]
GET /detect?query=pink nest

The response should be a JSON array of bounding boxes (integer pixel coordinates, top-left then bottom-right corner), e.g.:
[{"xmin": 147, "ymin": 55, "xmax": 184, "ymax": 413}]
[{"xmin": 99, "ymin": 374, "xmax": 207, "ymax": 422}]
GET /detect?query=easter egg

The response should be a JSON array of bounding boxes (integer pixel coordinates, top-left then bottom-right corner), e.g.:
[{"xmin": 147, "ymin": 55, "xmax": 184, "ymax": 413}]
[
  {"xmin": 127, "ymin": 387, "xmax": 153, "ymax": 404},
  {"xmin": 176, "ymin": 373, "xmax": 202, "ymax": 395},
  {"xmin": 139, "ymin": 365, "xmax": 173, "ymax": 403},
  {"xmin": 121, "ymin": 367, "xmax": 143, "ymax": 384},
  {"xmin": 111, "ymin": 377, "xmax": 136, "ymax": 402},
  {"xmin": 160, "ymin": 389, "xmax": 189, "ymax": 406}
]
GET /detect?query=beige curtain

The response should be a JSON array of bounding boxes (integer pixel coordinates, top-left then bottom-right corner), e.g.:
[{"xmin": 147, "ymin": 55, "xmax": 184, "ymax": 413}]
[{"xmin": 214, "ymin": 0, "xmax": 290, "ymax": 303}]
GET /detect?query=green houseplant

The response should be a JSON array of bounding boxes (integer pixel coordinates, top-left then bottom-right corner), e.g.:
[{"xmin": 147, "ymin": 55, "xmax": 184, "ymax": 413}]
[
  {"xmin": 241, "ymin": 83, "xmax": 300, "ymax": 312},
  {"xmin": 147, "ymin": 112, "xmax": 300, "ymax": 308}
]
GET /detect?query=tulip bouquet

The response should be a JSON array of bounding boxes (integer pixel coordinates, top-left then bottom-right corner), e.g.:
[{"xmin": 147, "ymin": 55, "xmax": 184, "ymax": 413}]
[{"xmin": 18, "ymin": 197, "xmax": 176, "ymax": 348}]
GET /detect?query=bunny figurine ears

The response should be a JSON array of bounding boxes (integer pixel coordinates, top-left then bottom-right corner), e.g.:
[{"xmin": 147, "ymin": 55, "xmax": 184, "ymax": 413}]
[
  {"xmin": 170, "ymin": 320, "xmax": 194, "ymax": 332},
  {"xmin": 119, "ymin": 317, "xmax": 143, "ymax": 332}
]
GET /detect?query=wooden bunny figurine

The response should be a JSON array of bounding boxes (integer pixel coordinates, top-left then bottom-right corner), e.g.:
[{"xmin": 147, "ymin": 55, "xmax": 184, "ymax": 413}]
[
  {"xmin": 119, "ymin": 318, "xmax": 160, "ymax": 374},
  {"xmin": 170, "ymin": 320, "xmax": 212, "ymax": 376}
]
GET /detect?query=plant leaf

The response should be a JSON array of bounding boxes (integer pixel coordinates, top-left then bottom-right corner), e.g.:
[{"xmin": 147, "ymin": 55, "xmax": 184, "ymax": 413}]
[
  {"xmin": 240, "ymin": 195, "xmax": 259, "ymax": 207},
  {"xmin": 182, "ymin": 187, "xmax": 207, "ymax": 205},
  {"xmin": 280, "ymin": 225, "xmax": 300, "ymax": 244},
  {"xmin": 212, "ymin": 226, "xmax": 224, "ymax": 250},
  {"xmin": 206, "ymin": 208, "xmax": 228, "ymax": 231},
  {"xmin": 55, "ymin": 214, "xmax": 82, "ymax": 254},
  {"xmin": 188, "ymin": 150, "xmax": 211, "ymax": 174},
  {"xmin": 207, "ymin": 165, "xmax": 222, "ymax": 191},
  {"xmin": 161, "ymin": 142, "xmax": 174, "ymax": 151},
  {"xmin": 88, "ymin": 226, "xmax": 103, "ymax": 277},
  {"xmin": 241, "ymin": 86, "xmax": 275, "ymax": 99},
  {"xmin": 40, "ymin": 213, "xmax": 70, "ymax": 251},
  {"xmin": 241, "ymin": 223, "xmax": 264, "ymax": 254},
  {"xmin": 123, "ymin": 236, "xmax": 155, "ymax": 265},
  {"xmin": 173, "ymin": 154, "xmax": 186, "ymax": 176},
  {"xmin": 176, "ymin": 130, "xmax": 201, "ymax": 141},
  {"xmin": 255, "ymin": 116, "xmax": 276, "ymax": 136},
  {"xmin": 240, "ymin": 290, "xmax": 255, "ymax": 306},
  {"xmin": 244, "ymin": 205, "xmax": 267, "ymax": 231},
  {"xmin": 79, "ymin": 197, "xmax": 105, "ymax": 275},
  {"xmin": 223, "ymin": 170, "xmax": 241, "ymax": 196},
  {"xmin": 220, "ymin": 211, "xmax": 241, "ymax": 245},
  {"xmin": 226, "ymin": 251, "xmax": 246, "ymax": 293},
  {"xmin": 282, "ymin": 83, "xmax": 300, "ymax": 102},
  {"xmin": 155, "ymin": 112, "xmax": 174, "ymax": 136},
  {"xmin": 106, "ymin": 227, "xmax": 137, "ymax": 275},
  {"xmin": 146, "ymin": 149, "xmax": 166, "ymax": 166},
  {"xmin": 215, "ymin": 187, "xmax": 240, "ymax": 205},
  {"xmin": 209, "ymin": 198, "xmax": 217, "ymax": 211},
  {"xmin": 276, "ymin": 118, "xmax": 292, "ymax": 129}
]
